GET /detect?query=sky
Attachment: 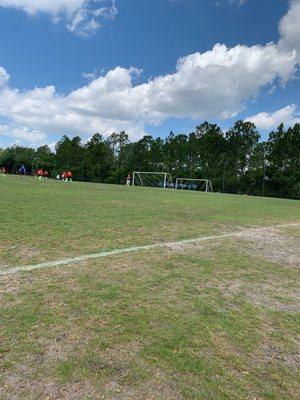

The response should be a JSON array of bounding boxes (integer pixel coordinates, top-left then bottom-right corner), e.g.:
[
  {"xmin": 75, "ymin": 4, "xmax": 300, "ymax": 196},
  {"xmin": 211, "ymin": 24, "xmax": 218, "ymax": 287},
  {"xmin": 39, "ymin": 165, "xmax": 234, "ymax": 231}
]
[{"xmin": 0, "ymin": 0, "xmax": 299, "ymax": 148}]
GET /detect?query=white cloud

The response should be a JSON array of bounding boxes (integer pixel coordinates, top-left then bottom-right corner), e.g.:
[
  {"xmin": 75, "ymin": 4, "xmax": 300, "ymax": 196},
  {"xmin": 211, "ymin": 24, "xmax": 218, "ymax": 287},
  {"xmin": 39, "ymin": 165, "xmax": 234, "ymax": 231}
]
[
  {"xmin": 278, "ymin": 0, "xmax": 300, "ymax": 61},
  {"xmin": 82, "ymin": 71, "xmax": 98, "ymax": 80},
  {"xmin": 0, "ymin": 66, "xmax": 9, "ymax": 88},
  {"xmin": 0, "ymin": 0, "xmax": 299, "ymax": 146},
  {"xmin": 0, "ymin": 42, "xmax": 296, "ymax": 145},
  {"xmin": 48, "ymin": 141, "xmax": 57, "ymax": 152},
  {"xmin": 230, "ymin": 0, "xmax": 248, "ymax": 5},
  {"xmin": 246, "ymin": 104, "xmax": 300, "ymax": 130},
  {"xmin": 0, "ymin": 0, "xmax": 84, "ymax": 15},
  {"xmin": 214, "ymin": 0, "xmax": 247, "ymax": 6},
  {"xmin": 0, "ymin": 0, "xmax": 117, "ymax": 36},
  {"xmin": 0, "ymin": 124, "xmax": 47, "ymax": 145},
  {"xmin": 145, "ymin": 43, "xmax": 296, "ymax": 121}
]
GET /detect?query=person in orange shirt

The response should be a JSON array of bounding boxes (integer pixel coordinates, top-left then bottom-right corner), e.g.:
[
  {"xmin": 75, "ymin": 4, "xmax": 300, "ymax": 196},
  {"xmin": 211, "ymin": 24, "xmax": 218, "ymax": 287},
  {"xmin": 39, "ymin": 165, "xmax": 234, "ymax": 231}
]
[
  {"xmin": 66, "ymin": 170, "xmax": 73, "ymax": 182},
  {"xmin": 37, "ymin": 168, "xmax": 44, "ymax": 180},
  {"xmin": 64, "ymin": 170, "xmax": 73, "ymax": 183}
]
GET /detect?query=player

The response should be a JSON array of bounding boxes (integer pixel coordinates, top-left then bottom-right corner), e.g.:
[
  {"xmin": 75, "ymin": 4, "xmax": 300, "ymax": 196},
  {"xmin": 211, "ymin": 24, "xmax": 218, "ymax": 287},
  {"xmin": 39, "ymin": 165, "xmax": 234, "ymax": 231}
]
[
  {"xmin": 1, "ymin": 166, "xmax": 7, "ymax": 177},
  {"xmin": 126, "ymin": 174, "xmax": 131, "ymax": 186},
  {"xmin": 37, "ymin": 168, "xmax": 44, "ymax": 180},
  {"xmin": 33, "ymin": 169, "xmax": 41, "ymax": 179},
  {"xmin": 19, "ymin": 164, "xmax": 26, "ymax": 179},
  {"xmin": 43, "ymin": 170, "xmax": 49, "ymax": 180},
  {"xmin": 65, "ymin": 170, "xmax": 73, "ymax": 182}
]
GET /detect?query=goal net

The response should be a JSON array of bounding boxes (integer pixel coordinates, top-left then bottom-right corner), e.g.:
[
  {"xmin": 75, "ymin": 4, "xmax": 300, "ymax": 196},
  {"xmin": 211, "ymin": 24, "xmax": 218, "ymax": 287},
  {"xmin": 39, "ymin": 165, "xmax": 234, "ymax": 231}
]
[
  {"xmin": 175, "ymin": 178, "xmax": 213, "ymax": 192},
  {"xmin": 132, "ymin": 172, "xmax": 173, "ymax": 188}
]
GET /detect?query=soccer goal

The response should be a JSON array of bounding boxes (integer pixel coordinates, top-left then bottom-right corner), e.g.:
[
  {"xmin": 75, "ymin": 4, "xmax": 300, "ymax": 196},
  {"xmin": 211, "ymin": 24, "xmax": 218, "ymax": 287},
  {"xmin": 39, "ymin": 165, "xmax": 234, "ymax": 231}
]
[
  {"xmin": 175, "ymin": 178, "xmax": 213, "ymax": 192},
  {"xmin": 132, "ymin": 172, "xmax": 173, "ymax": 189}
]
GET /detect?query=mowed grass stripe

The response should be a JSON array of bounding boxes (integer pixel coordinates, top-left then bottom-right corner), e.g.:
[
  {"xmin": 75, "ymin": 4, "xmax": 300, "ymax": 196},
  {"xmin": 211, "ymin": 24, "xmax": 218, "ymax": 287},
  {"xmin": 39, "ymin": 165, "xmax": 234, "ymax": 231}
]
[{"xmin": 1, "ymin": 222, "xmax": 299, "ymax": 276}]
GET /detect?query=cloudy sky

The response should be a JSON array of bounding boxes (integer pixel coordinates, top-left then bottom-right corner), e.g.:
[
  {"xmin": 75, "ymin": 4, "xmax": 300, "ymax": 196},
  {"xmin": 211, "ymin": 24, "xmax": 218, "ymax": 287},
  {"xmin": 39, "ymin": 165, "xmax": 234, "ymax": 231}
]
[{"xmin": 0, "ymin": 0, "xmax": 299, "ymax": 148}]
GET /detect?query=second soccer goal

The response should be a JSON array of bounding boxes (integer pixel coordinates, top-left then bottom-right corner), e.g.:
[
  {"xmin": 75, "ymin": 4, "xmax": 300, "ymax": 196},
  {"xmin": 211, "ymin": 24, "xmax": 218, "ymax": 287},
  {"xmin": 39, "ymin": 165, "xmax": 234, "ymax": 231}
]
[
  {"xmin": 132, "ymin": 172, "xmax": 173, "ymax": 188},
  {"xmin": 175, "ymin": 178, "xmax": 213, "ymax": 192}
]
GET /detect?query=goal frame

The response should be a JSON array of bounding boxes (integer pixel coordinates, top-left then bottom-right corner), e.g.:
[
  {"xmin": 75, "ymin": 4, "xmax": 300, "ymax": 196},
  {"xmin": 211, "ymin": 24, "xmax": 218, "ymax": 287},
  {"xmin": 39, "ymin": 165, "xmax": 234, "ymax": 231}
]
[
  {"xmin": 132, "ymin": 171, "xmax": 173, "ymax": 189},
  {"xmin": 175, "ymin": 178, "xmax": 213, "ymax": 192}
]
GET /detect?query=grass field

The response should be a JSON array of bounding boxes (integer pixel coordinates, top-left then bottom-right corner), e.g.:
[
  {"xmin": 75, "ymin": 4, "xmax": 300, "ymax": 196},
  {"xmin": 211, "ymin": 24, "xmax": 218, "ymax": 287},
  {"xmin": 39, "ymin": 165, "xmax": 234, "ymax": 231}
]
[{"xmin": 0, "ymin": 176, "xmax": 299, "ymax": 399}]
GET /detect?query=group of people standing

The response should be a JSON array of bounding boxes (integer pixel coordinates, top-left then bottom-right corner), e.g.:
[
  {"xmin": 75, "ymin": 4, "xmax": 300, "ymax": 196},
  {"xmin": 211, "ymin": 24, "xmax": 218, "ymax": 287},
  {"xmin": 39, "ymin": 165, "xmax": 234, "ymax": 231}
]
[
  {"xmin": 1, "ymin": 165, "xmax": 26, "ymax": 178},
  {"xmin": 56, "ymin": 170, "xmax": 73, "ymax": 182},
  {"xmin": 1, "ymin": 164, "xmax": 27, "ymax": 178},
  {"xmin": 33, "ymin": 168, "xmax": 49, "ymax": 180},
  {"xmin": 0, "ymin": 165, "xmax": 74, "ymax": 182},
  {"xmin": 1, "ymin": 167, "xmax": 132, "ymax": 185}
]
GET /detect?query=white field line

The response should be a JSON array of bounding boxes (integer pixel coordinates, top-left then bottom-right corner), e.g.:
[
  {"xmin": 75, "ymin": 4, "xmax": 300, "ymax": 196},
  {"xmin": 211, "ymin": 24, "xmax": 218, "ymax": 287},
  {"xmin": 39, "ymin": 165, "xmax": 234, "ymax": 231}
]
[{"xmin": 0, "ymin": 223, "xmax": 299, "ymax": 277}]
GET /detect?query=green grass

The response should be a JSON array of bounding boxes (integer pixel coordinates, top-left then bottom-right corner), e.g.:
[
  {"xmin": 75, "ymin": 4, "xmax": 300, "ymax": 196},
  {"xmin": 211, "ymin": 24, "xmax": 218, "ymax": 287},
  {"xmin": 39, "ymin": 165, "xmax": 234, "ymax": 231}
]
[
  {"xmin": 0, "ymin": 176, "xmax": 299, "ymax": 399},
  {"xmin": 0, "ymin": 175, "xmax": 299, "ymax": 266}
]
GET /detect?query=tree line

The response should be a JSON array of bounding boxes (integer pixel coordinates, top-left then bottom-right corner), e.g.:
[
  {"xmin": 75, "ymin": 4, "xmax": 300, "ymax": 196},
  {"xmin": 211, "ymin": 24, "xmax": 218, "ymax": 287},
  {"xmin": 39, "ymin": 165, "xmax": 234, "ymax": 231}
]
[{"xmin": 0, "ymin": 120, "xmax": 299, "ymax": 199}]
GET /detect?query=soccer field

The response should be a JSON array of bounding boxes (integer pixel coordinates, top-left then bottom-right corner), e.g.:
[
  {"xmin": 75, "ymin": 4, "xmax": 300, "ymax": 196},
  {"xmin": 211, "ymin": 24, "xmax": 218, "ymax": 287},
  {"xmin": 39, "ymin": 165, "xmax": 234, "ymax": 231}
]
[{"xmin": 1, "ymin": 176, "xmax": 299, "ymax": 399}]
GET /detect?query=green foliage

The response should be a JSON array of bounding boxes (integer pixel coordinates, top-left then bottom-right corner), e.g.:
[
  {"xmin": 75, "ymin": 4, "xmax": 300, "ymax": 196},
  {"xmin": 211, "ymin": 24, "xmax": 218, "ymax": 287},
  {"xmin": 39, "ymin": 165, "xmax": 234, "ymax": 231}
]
[{"xmin": 0, "ymin": 121, "xmax": 299, "ymax": 198}]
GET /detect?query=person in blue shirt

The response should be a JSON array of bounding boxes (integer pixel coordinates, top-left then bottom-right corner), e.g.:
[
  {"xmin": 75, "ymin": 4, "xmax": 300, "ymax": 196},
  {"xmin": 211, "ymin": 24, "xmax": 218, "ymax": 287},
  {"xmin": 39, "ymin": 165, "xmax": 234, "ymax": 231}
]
[{"xmin": 19, "ymin": 164, "xmax": 26, "ymax": 179}]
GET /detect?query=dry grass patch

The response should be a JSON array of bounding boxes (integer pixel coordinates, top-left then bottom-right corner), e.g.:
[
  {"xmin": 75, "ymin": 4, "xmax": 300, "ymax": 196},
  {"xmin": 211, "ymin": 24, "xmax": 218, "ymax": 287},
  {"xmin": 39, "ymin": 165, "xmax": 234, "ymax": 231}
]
[
  {"xmin": 237, "ymin": 226, "xmax": 300, "ymax": 268},
  {"xmin": 1, "ymin": 225, "xmax": 300, "ymax": 399}
]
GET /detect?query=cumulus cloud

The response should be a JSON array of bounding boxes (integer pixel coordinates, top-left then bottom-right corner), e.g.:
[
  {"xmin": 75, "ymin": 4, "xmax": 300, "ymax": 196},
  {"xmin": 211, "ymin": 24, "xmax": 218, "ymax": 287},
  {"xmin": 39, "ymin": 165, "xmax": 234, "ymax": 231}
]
[
  {"xmin": 278, "ymin": 0, "xmax": 300, "ymax": 61},
  {"xmin": 0, "ymin": 42, "xmax": 297, "ymax": 145},
  {"xmin": 0, "ymin": 124, "xmax": 47, "ymax": 145},
  {"xmin": 246, "ymin": 104, "xmax": 300, "ymax": 130},
  {"xmin": 0, "ymin": 0, "xmax": 299, "ymax": 146},
  {"xmin": 145, "ymin": 43, "xmax": 295, "ymax": 120},
  {"xmin": 0, "ymin": 0, "xmax": 117, "ymax": 36}
]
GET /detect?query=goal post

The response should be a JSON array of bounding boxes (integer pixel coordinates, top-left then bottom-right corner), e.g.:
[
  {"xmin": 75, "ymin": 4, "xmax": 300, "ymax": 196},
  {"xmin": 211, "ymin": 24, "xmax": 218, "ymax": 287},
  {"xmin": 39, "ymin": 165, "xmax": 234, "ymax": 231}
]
[
  {"xmin": 132, "ymin": 172, "xmax": 173, "ymax": 189},
  {"xmin": 175, "ymin": 178, "xmax": 213, "ymax": 192}
]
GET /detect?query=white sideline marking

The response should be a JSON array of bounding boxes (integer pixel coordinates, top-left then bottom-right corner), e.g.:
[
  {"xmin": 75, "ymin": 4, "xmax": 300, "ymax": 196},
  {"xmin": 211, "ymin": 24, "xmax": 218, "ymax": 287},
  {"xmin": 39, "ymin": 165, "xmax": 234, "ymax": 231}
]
[{"xmin": 1, "ymin": 223, "xmax": 299, "ymax": 277}]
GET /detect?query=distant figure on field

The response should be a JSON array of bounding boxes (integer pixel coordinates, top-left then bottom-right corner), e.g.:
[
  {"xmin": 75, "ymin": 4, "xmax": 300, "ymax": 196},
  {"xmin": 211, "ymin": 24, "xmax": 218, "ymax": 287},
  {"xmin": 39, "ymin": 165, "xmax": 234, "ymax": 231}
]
[
  {"xmin": 126, "ymin": 174, "xmax": 131, "ymax": 186},
  {"xmin": 65, "ymin": 170, "xmax": 73, "ymax": 182},
  {"xmin": 19, "ymin": 164, "xmax": 26, "ymax": 179},
  {"xmin": 56, "ymin": 174, "xmax": 60, "ymax": 180},
  {"xmin": 43, "ymin": 170, "xmax": 49, "ymax": 180},
  {"xmin": 36, "ymin": 168, "xmax": 44, "ymax": 180},
  {"xmin": 1, "ymin": 167, "xmax": 7, "ymax": 177}
]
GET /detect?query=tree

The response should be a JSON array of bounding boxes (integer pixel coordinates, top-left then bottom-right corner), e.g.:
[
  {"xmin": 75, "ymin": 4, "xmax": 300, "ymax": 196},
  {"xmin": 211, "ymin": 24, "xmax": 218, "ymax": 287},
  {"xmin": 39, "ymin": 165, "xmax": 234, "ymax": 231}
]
[
  {"xmin": 225, "ymin": 121, "xmax": 260, "ymax": 193},
  {"xmin": 85, "ymin": 133, "xmax": 113, "ymax": 182},
  {"xmin": 267, "ymin": 123, "xmax": 300, "ymax": 198},
  {"xmin": 188, "ymin": 122, "xmax": 226, "ymax": 190},
  {"xmin": 55, "ymin": 135, "xmax": 84, "ymax": 179},
  {"xmin": 107, "ymin": 131, "xmax": 130, "ymax": 183},
  {"xmin": 0, "ymin": 120, "xmax": 298, "ymax": 199},
  {"xmin": 0, "ymin": 146, "xmax": 35, "ymax": 173}
]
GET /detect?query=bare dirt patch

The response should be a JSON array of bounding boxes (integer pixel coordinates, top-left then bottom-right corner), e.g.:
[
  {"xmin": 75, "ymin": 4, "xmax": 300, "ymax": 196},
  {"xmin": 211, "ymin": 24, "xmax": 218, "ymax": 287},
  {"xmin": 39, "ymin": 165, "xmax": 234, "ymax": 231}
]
[
  {"xmin": 0, "ymin": 340, "xmax": 182, "ymax": 400},
  {"xmin": 1, "ymin": 374, "xmax": 101, "ymax": 400},
  {"xmin": 0, "ymin": 243, "xmax": 41, "ymax": 270},
  {"xmin": 209, "ymin": 279, "xmax": 300, "ymax": 312},
  {"xmin": 237, "ymin": 227, "xmax": 300, "ymax": 268}
]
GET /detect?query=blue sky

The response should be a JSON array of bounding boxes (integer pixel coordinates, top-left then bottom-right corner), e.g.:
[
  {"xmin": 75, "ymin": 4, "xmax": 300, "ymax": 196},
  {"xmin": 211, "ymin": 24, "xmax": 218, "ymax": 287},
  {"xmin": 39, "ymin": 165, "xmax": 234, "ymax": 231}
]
[{"xmin": 0, "ymin": 0, "xmax": 299, "ymax": 148}]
